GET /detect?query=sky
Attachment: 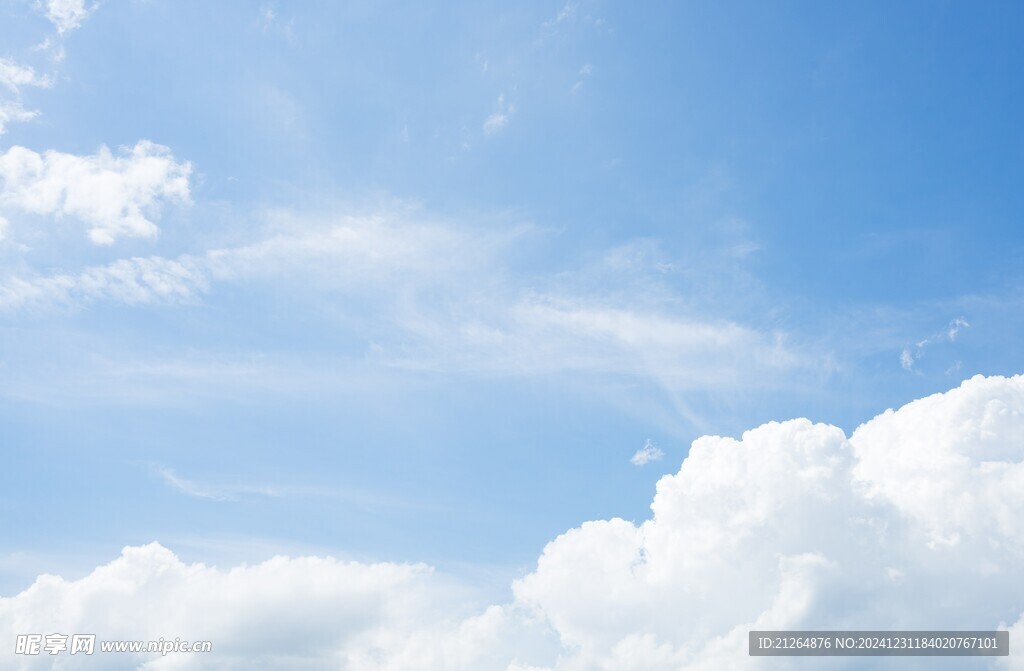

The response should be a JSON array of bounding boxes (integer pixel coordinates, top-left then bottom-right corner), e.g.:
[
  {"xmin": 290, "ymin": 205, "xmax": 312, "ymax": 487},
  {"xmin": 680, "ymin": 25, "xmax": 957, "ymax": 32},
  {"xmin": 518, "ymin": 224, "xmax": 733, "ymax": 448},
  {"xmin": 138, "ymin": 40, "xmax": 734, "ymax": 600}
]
[{"xmin": 1, "ymin": 1, "xmax": 1024, "ymax": 670}]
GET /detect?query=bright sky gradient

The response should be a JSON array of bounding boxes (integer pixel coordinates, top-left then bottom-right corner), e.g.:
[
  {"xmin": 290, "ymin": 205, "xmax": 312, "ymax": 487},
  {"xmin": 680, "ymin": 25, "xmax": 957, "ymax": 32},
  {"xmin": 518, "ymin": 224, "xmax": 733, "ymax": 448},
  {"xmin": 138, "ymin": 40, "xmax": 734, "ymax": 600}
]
[{"xmin": 1, "ymin": 4, "xmax": 1024, "ymax": 668}]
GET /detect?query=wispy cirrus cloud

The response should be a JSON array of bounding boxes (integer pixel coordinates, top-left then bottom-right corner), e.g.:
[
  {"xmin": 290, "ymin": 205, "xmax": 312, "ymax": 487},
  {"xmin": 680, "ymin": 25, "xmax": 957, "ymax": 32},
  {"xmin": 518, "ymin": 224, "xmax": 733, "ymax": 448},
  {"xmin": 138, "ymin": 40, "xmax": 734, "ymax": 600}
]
[
  {"xmin": 156, "ymin": 466, "xmax": 282, "ymax": 502},
  {"xmin": 900, "ymin": 317, "xmax": 970, "ymax": 372},
  {"xmin": 0, "ymin": 255, "xmax": 207, "ymax": 310},
  {"xmin": 154, "ymin": 464, "xmax": 450, "ymax": 514},
  {"xmin": 0, "ymin": 208, "xmax": 814, "ymax": 408}
]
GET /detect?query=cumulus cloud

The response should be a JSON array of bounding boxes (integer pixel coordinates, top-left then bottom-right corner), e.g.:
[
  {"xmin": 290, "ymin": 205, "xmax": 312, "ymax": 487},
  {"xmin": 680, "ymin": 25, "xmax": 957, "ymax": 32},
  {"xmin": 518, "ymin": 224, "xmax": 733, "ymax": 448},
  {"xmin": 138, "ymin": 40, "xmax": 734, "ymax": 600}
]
[
  {"xmin": 0, "ymin": 141, "xmax": 192, "ymax": 245},
  {"xmin": 41, "ymin": 0, "xmax": 95, "ymax": 34},
  {"xmin": 3, "ymin": 375, "xmax": 1024, "ymax": 669},
  {"xmin": 511, "ymin": 374, "xmax": 1024, "ymax": 670},
  {"xmin": 0, "ymin": 59, "xmax": 53, "ymax": 93},
  {"xmin": 0, "ymin": 543, "xmax": 456, "ymax": 671}
]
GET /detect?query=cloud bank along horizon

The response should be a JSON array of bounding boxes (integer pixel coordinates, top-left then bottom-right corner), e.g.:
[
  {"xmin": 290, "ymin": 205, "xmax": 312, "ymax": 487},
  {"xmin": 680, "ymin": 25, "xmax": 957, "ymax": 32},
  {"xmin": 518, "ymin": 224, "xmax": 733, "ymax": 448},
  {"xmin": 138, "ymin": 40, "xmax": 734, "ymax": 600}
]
[{"xmin": 3, "ymin": 373, "xmax": 1023, "ymax": 670}]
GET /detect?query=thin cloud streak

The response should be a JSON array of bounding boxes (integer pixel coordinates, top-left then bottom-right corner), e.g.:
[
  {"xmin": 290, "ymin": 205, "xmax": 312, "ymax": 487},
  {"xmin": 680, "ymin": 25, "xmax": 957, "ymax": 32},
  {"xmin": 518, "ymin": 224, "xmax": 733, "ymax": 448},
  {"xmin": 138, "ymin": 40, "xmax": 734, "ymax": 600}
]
[
  {"xmin": 0, "ymin": 209, "xmax": 821, "ymax": 415},
  {"xmin": 900, "ymin": 317, "xmax": 970, "ymax": 372},
  {"xmin": 154, "ymin": 464, "xmax": 454, "ymax": 514}
]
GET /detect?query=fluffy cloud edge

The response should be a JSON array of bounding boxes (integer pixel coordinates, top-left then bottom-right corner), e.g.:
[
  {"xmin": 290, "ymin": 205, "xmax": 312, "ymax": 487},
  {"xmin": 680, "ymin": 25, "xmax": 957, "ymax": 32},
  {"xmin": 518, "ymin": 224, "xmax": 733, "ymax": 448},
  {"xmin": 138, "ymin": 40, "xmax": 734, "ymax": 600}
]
[
  {"xmin": 42, "ymin": 0, "xmax": 96, "ymax": 35},
  {"xmin": 0, "ymin": 141, "xmax": 192, "ymax": 245},
  {"xmin": 3, "ymin": 374, "xmax": 1024, "ymax": 670}
]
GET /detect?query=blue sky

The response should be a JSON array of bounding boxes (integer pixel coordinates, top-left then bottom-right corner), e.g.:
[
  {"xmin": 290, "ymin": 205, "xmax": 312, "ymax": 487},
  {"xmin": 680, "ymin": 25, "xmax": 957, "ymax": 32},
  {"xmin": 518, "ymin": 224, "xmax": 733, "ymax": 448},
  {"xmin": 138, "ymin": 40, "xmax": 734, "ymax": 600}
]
[{"xmin": 1, "ymin": 0, "xmax": 1024, "ymax": 627}]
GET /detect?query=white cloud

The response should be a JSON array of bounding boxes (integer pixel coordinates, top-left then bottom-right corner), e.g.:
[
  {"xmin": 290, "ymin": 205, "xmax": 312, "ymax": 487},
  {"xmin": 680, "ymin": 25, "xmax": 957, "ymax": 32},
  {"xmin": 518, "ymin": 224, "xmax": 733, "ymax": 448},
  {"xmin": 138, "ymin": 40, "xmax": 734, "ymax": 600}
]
[
  {"xmin": 156, "ymin": 467, "xmax": 281, "ymax": 502},
  {"xmin": 258, "ymin": 5, "xmax": 276, "ymax": 27},
  {"xmin": 483, "ymin": 94, "xmax": 515, "ymax": 135},
  {"xmin": 0, "ymin": 101, "xmax": 39, "ymax": 135},
  {"xmin": 630, "ymin": 439, "xmax": 664, "ymax": 466},
  {"xmin": 510, "ymin": 374, "xmax": 1024, "ymax": 669},
  {"xmin": 0, "ymin": 141, "xmax": 192, "ymax": 245},
  {"xmin": 899, "ymin": 347, "xmax": 914, "ymax": 371},
  {"xmin": 0, "ymin": 213, "xmax": 500, "ymax": 311},
  {"xmin": 203, "ymin": 213, "xmax": 490, "ymax": 286},
  {"xmin": 42, "ymin": 0, "xmax": 95, "ymax": 34},
  {"xmin": 946, "ymin": 316, "xmax": 970, "ymax": 340},
  {"xmin": 0, "ymin": 255, "xmax": 207, "ymax": 310},
  {"xmin": 483, "ymin": 112, "xmax": 508, "ymax": 134},
  {"xmin": 463, "ymin": 299, "xmax": 801, "ymax": 390},
  {"xmin": 0, "ymin": 543, "xmax": 454, "ymax": 671},
  {"xmin": 900, "ymin": 316, "xmax": 970, "ymax": 372},
  {"xmin": 543, "ymin": 2, "xmax": 578, "ymax": 29},
  {"xmin": 3, "ymin": 375, "xmax": 1024, "ymax": 669},
  {"xmin": 850, "ymin": 374, "xmax": 1024, "ymax": 552},
  {"xmin": 0, "ymin": 59, "xmax": 52, "ymax": 93},
  {"xmin": 571, "ymin": 63, "xmax": 592, "ymax": 94},
  {"xmin": 256, "ymin": 3, "xmax": 295, "ymax": 40},
  {"xmin": 153, "ymin": 465, "xmax": 434, "ymax": 513},
  {"xmin": 0, "ymin": 211, "xmax": 811, "ymax": 408}
]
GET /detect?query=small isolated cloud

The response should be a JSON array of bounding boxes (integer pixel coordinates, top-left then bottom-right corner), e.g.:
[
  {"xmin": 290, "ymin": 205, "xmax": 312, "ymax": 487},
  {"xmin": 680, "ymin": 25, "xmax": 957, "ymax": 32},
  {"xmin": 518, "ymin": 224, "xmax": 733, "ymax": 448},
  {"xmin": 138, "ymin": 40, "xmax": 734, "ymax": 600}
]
[
  {"xmin": 630, "ymin": 439, "xmax": 664, "ymax": 466},
  {"xmin": 571, "ymin": 63, "xmax": 592, "ymax": 94},
  {"xmin": 256, "ymin": 3, "xmax": 295, "ymax": 41},
  {"xmin": 900, "ymin": 317, "xmax": 970, "ymax": 372},
  {"xmin": 258, "ymin": 4, "xmax": 277, "ymax": 28},
  {"xmin": 0, "ymin": 101, "xmax": 38, "ymax": 135},
  {"xmin": 41, "ymin": 0, "xmax": 95, "ymax": 34},
  {"xmin": 0, "ymin": 59, "xmax": 52, "ymax": 94},
  {"xmin": 0, "ymin": 140, "xmax": 192, "ymax": 245},
  {"xmin": 899, "ymin": 347, "xmax": 915, "ymax": 371},
  {"xmin": 483, "ymin": 94, "xmax": 515, "ymax": 135},
  {"xmin": 4, "ymin": 375, "xmax": 1024, "ymax": 669},
  {"xmin": 483, "ymin": 112, "xmax": 507, "ymax": 134},
  {"xmin": 946, "ymin": 316, "xmax": 969, "ymax": 340},
  {"xmin": 543, "ymin": 2, "xmax": 578, "ymax": 29}
]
